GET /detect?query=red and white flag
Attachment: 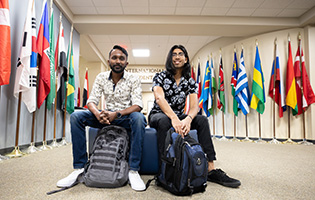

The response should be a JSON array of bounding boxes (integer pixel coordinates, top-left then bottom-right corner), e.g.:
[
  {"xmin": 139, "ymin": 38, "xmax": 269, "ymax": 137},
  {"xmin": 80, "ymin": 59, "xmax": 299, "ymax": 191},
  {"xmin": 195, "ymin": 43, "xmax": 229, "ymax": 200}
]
[
  {"xmin": 13, "ymin": 0, "xmax": 37, "ymax": 113},
  {"xmin": 0, "ymin": 0, "xmax": 11, "ymax": 86},
  {"xmin": 293, "ymin": 41, "xmax": 315, "ymax": 115},
  {"xmin": 184, "ymin": 66, "xmax": 195, "ymax": 114},
  {"xmin": 83, "ymin": 68, "xmax": 89, "ymax": 108}
]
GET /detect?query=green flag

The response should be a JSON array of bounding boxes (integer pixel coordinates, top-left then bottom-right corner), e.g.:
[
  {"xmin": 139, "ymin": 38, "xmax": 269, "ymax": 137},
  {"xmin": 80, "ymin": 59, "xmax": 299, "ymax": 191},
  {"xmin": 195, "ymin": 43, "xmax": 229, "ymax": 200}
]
[
  {"xmin": 209, "ymin": 58, "xmax": 216, "ymax": 115},
  {"xmin": 250, "ymin": 46, "xmax": 265, "ymax": 114},
  {"xmin": 66, "ymin": 42, "xmax": 75, "ymax": 114},
  {"xmin": 218, "ymin": 55, "xmax": 225, "ymax": 113},
  {"xmin": 46, "ymin": 10, "xmax": 55, "ymax": 110},
  {"xmin": 231, "ymin": 51, "xmax": 239, "ymax": 116}
]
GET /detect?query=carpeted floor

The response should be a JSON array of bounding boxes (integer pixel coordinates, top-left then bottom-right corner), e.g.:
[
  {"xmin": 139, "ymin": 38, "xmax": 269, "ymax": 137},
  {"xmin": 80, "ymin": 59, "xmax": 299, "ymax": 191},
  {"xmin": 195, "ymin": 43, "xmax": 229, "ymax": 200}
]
[{"xmin": 1, "ymin": 139, "xmax": 314, "ymax": 200}]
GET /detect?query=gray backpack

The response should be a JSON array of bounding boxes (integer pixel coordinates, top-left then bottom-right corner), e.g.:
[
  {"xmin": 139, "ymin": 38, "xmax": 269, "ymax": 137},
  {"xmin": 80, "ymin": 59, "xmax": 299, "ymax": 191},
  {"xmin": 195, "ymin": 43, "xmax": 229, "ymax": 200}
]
[
  {"xmin": 83, "ymin": 125, "xmax": 129, "ymax": 188},
  {"xmin": 47, "ymin": 125, "xmax": 129, "ymax": 195}
]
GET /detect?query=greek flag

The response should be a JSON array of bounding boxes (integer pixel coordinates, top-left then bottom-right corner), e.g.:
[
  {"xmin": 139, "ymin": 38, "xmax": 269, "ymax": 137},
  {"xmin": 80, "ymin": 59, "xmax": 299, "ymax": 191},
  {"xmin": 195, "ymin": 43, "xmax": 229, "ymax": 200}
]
[{"xmin": 235, "ymin": 49, "xmax": 250, "ymax": 115}]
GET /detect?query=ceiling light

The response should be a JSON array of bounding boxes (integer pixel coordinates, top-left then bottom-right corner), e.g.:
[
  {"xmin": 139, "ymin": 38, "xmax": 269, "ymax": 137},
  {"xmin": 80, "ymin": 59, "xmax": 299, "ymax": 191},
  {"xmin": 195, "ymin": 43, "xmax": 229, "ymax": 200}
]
[{"xmin": 132, "ymin": 49, "xmax": 150, "ymax": 57}]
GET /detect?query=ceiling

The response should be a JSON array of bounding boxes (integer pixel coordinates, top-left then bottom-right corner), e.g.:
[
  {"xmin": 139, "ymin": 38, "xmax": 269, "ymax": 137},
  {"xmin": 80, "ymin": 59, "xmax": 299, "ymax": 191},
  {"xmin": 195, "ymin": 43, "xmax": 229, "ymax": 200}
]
[{"xmin": 54, "ymin": 0, "xmax": 315, "ymax": 66}]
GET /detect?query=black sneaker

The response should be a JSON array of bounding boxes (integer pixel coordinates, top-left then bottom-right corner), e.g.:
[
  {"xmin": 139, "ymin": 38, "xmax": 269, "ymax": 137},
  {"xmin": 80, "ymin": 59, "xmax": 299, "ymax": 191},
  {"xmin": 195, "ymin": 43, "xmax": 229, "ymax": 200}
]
[{"xmin": 207, "ymin": 169, "xmax": 241, "ymax": 188}]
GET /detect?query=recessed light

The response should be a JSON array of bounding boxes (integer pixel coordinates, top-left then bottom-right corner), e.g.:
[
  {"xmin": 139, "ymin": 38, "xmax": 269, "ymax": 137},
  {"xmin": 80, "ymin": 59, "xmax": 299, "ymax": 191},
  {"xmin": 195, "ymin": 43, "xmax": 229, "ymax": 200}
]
[{"xmin": 132, "ymin": 49, "xmax": 150, "ymax": 57}]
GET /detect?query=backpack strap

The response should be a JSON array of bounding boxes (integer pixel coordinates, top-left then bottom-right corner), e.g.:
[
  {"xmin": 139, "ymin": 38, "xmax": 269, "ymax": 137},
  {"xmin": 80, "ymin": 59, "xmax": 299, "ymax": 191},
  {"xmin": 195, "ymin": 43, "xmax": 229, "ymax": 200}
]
[
  {"xmin": 144, "ymin": 176, "xmax": 157, "ymax": 191},
  {"xmin": 46, "ymin": 172, "xmax": 84, "ymax": 195}
]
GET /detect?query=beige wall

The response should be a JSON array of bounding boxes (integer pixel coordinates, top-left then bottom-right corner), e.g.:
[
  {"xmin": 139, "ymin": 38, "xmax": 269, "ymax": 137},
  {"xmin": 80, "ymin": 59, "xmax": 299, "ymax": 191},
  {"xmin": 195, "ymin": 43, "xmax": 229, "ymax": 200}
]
[
  {"xmin": 78, "ymin": 57, "xmax": 106, "ymax": 109},
  {"xmin": 191, "ymin": 27, "xmax": 315, "ymax": 140}
]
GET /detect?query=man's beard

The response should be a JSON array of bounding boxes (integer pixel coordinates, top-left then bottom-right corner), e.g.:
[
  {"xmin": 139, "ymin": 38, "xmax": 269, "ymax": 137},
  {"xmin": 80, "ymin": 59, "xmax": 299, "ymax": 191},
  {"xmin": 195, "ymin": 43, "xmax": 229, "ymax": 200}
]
[{"xmin": 110, "ymin": 64, "xmax": 126, "ymax": 73}]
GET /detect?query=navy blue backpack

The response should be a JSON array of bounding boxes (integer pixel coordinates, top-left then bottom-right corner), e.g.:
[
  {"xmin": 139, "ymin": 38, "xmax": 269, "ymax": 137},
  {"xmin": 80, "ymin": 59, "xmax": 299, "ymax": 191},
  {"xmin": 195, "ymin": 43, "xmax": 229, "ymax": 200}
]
[{"xmin": 151, "ymin": 128, "xmax": 208, "ymax": 196}]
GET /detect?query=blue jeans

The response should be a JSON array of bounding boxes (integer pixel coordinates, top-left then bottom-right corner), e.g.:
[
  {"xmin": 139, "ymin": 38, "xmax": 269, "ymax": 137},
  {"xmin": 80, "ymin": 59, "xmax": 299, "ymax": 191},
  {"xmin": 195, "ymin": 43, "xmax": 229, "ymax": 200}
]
[{"xmin": 70, "ymin": 110, "xmax": 147, "ymax": 171}]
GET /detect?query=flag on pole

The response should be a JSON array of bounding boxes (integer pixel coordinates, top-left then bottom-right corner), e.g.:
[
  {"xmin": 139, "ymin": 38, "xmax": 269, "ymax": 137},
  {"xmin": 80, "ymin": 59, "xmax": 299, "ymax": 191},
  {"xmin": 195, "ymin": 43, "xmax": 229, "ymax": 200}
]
[
  {"xmin": 55, "ymin": 18, "xmax": 67, "ymax": 110},
  {"xmin": 294, "ymin": 40, "xmax": 315, "ymax": 115},
  {"xmin": 46, "ymin": 8, "xmax": 55, "ymax": 110},
  {"xmin": 217, "ymin": 55, "xmax": 225, "ymax": 113},
  {"xmin": 209, "ymin": 57, "xmax": 217, "ymax": 115},
  {"xmin": 36, "ymin": 0, "xmax": 50, "ymax": 108},
  {"xmin": 196, "ymin": 62, "xmax": 201, "ymax": 99},
  {"xmin": 250, "ymin": 45, "xmax": 266, "ymax": 114},
  {"xmin": 196, "ymin": 61, "xmax": 202, "ymax": 114},
  {"xmin": 0, "ymin": 0, "xmax": 11, "ymax": 86},
  {"xmin": 235, "ymin": 49, "xmax": 250, "ymax": 115},
  {"xmin": 285, "ymin": 39, "xmax": 298, "ymax": 114},
  {"xmin": 13, "ymin": 0, "xmax": 37, "ymax": 113},
  {"xmin": 77, "ymin": 87, "xmax": 80, "ymax": 107},
  {"xmin": 268, "ymin": 42, "xmax": 286, "ymax": 118},
  {"xmin": 231, "ymin": 51, "xmax": 239, "ymax": 116},
  {"xmin": 83, "ymin": 68, "xmax": 89, "ymax": 108},
  {"xmin": 301, "ymin": 49, "xmax": 315, "ymax": 108},
  {"xmin": 199, "ymin": 60, "xmax": 211, "ymax": 117},
  {"xmin": 184, "ymin": 66, "xmax": 196, "ymax": 114},
  {"xmin": 293, "ymin": 43, "xmax": 302, "ymax": 115},
  {"xmin": 66, "ymin": 41, "xmax": 75, "ymax": 114}
]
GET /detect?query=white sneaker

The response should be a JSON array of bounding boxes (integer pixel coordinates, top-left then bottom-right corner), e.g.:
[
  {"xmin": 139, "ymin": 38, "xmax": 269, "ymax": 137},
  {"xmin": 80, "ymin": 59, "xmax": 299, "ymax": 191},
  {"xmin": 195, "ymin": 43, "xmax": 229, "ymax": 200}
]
[
  {"xmin": 57, "ymin": 168, "xmax": 84, "ymax": 187},
  {"xmin": 128, "ymin": 170, "xmax": 146, "ymax": 191}
]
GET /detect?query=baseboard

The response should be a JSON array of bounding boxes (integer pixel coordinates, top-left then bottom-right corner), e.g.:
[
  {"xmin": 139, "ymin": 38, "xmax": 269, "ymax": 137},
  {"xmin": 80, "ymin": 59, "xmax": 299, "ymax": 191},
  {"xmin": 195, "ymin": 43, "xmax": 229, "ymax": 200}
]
[{"xmin": 0, "ymin": 138, "xmax": 64, "ymax": 155}]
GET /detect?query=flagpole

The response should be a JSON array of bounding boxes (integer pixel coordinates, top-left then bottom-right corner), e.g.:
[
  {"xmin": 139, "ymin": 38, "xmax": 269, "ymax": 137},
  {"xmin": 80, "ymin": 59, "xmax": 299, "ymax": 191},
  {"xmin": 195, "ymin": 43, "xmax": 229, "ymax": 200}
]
[
  {"xmin": 242, "ymin": 115, "xmax": 252, "ymax": 142},
  {"xmin": 269, "ymin": 38, "xmax": 280, "ymax": 144},
  {"xmin": 0, "ymin": 87, "xmax": 10, "ymax": 160},
  {"xmin": 297, "ymin": 34, "xmax": 313, "ymax": 145},
  {"xmin": 24, "ymin": 106, "xmax": 41, "ymax": 154},
  {"xmin": 6, "ymin": 93, "xmax": 25, "ymax": 157},
  {"xmin": 255, "ymin": 113, "xmax": 265, "ymax": 143},
  {"xmin": 60, "ymin": 25, "xmax": 73, "ymax": 146},
  {"xmin": 50, "ymin": 12, "xmax": 63, "ymax": 148},
  {"xmin": 283, "ymin": 35, "xmax": 296, "ymax": 144},
  {"xmin": 210, "ymin": 53, "xmax": 217, "ymax": 140},
  {"xmin": 232, "ymin": 47, "xmax": 240, "ymax": 142},
  {"xmin": 220, "ymin": 110, "xmax": 227, "ymax": 140},
  {"xmin": 254, "ymin": 40, "xmax": 266, "ymax": 144}
]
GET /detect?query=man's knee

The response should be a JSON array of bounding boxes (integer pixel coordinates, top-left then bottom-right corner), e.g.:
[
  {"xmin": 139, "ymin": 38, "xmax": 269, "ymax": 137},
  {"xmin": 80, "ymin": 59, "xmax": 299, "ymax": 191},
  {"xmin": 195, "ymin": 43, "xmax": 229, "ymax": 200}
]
[{"xmin": 130, "ymin": 112, "xmax": 146, "ymax": 125}]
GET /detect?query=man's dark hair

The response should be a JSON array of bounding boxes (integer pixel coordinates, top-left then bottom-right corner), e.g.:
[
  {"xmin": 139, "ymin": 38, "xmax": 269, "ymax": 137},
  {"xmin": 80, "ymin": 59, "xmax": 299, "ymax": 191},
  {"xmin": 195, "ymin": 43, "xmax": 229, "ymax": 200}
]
[
  {"xmin": 165, "ymin": 45, "xmax": 191, "ymax": 79},
  {"xmin": 109, "ymin": 45, "xmax": 128, "ymax": 59}
]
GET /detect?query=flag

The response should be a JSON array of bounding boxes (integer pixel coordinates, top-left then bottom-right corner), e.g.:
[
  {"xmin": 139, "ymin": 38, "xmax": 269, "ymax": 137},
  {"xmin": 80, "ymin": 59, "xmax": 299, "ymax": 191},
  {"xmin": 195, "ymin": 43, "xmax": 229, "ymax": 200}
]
[
  {"xmin": 55, "ymin": 19, "xmax": 67, "ymax": 110},
  {"xmin": 13, "ymin": 0, "xmax": 37, "ymax": 113},
  {"xmin": 250, "ymin": 46, "xmax": 266, "ymax": 114},
  {"xmin": 217, "ymin": 55, "xmax": 225, "ymax": 113},
  {"xmin": 66, "ymin": 42, "xmax": 75, "ymax": 114},
  {"xmin": 184, "ymin": 66, "xmax": 196, "ymax": 114},
  {"xmin": 285, "ymin": 40, "xmax": 298, "ymax": 113},
  {"xmin": 196, "ymin": 62, "xmax": 202, "ymax": 115},
  {"xmin": 301, "ymin": 49, "xmax": 315, "ymax": 108},
  {"xmin": 46, "ymin": 8, "xmax": 55, "ymax": 110},
  {"xmin": 199, "ymin": 60, "xmax": 211, "ymax": 117},
  {"xmin": 77, "ymin": 87, "xmax": 80, "ymax": 107},
  {"xmin": 209, "ymin": 57, "xmax": 217, "ymax": 115},
  {"xmin": 0, "ymin": 0, "xmax": 11, "ymax": 85},
  {"xmin": 36, "ymin": 0, "xmax": 50, "ymax": 108},
  {"xmin": 196, "ymin": 62, "xmax": 201, "ymax": 99},
  {"xmin": 294, "ymin": 41, "xmax": 315, "ymax": 115},
  {"xmin": 231, "ymin": 51, "xmax": 239, "ymax": 116},
  {"xmin": 268, "ymin": 42, "xmax": 286, "ymax": 118},
  {"xmin": 235, "ymin": 49, "xmax": 250, "ymax": 115},
  {"xmin": 83, "ymin": 68, "xmax": 89, "ymax": 108}
]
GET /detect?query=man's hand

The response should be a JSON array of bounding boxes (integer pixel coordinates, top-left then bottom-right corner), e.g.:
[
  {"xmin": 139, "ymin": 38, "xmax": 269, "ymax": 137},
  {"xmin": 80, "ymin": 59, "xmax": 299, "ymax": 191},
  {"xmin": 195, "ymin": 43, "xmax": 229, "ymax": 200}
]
[
  {"xmin": 181, "ymin": 117, "xmax": 192, "ymax": 136},
  {"xmin": 100, "ymin": 110, "xmax": 117, "ymax": 124},
  {"xmin": 171, "ymin": 116, "xmax": 185, "ymax": 137},
  {"xmin": 98, "ymin": 110, "xmax": 110, "ymax": 124}
]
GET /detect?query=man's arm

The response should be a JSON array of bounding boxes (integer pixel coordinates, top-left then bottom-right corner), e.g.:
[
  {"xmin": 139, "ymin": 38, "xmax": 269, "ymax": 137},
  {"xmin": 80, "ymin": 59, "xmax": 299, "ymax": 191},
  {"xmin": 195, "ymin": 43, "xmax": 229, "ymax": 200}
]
[{"xmin": 153, "ymin": 86, "xmax": 184, "ymax": 135}]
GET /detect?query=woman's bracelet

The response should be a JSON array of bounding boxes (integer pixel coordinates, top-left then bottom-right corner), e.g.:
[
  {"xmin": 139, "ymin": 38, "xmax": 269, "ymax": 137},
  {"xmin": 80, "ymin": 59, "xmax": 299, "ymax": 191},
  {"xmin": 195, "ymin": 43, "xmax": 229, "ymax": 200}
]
[{"xmin": 188, "ymin": 115, "xmax": 193, "ymax": 121}]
